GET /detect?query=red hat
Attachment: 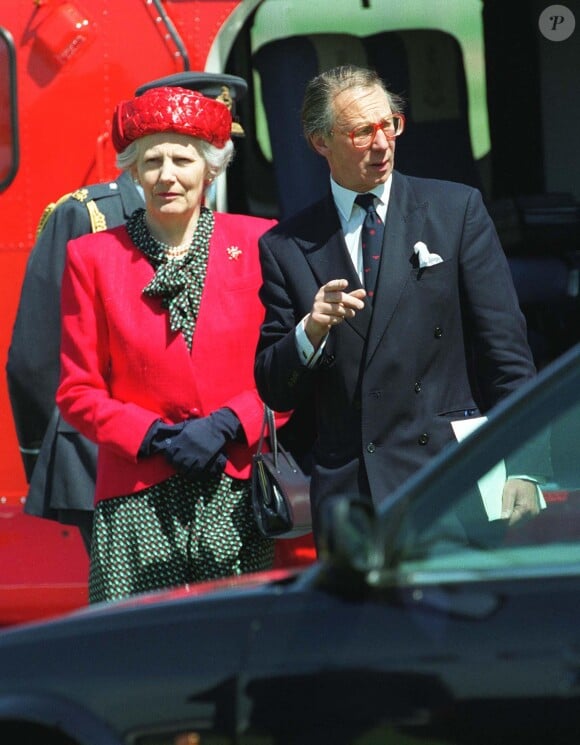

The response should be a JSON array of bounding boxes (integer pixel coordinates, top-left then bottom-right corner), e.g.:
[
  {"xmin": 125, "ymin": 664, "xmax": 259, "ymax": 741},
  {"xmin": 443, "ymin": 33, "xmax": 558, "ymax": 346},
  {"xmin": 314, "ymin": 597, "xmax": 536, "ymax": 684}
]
[{"xmin": 112, "ymin": 86, "xmax": 232, "ymax": 152}]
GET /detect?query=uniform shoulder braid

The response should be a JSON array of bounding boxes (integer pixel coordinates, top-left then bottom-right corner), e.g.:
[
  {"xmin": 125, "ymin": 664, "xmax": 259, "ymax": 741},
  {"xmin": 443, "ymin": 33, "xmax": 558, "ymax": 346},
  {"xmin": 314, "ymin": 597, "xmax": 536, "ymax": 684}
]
[
  {"xmin": 35, "ymin": 184, "xmax": 113, "ymax": 238},
  {"xmin": 35, "ymin": 190, "xmax": 76, "ymax": 238}
]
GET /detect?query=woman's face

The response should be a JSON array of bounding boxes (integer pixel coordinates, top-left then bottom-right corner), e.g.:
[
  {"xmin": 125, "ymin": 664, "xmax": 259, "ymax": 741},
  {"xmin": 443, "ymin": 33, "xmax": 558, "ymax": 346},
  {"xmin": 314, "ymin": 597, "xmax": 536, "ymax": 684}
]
[{"xmin": 133, "ymin": 133, "xmax": 209, "ymax": 222}]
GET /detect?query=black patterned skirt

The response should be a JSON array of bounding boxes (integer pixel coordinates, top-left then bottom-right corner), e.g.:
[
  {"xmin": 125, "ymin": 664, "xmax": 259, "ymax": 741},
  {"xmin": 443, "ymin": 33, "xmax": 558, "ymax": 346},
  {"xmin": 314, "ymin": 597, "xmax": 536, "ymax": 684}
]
[{"xmin": 89, "ymin": 472, "xmax": 274, "ymax": 604}]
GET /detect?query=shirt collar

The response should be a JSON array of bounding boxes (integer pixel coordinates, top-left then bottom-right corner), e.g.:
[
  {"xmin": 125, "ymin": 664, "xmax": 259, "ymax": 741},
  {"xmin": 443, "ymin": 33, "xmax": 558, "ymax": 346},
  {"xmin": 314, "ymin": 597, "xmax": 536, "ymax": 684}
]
[{"xmin": 331, "ymin": 175, "xmax": 393, "ymax": 222}]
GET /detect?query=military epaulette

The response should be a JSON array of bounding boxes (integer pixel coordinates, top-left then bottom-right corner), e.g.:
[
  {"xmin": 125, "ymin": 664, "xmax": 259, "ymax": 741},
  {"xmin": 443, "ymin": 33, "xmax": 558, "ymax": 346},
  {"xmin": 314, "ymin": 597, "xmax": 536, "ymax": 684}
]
[
  {"xmin": 69, "ymin": 184, "xmax": 110, "ymax": 232},
  {"xmin": 35, "ymin": 191, "xmax": 75, "ymax": 238},
  {"xmin": 70, "ymin": 188, "xmax": 90, "ymax": 203},
  {"xmin": 35, "ymin": 188, "xmax": 108, "ymax": 238}
]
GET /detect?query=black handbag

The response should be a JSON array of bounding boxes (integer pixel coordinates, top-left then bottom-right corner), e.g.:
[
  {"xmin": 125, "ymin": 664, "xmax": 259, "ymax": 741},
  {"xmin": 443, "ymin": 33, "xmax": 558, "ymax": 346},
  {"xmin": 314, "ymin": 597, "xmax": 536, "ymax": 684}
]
[{"xmin": 251, "ymin": 405, "xmax": 312, "ymax": 538}]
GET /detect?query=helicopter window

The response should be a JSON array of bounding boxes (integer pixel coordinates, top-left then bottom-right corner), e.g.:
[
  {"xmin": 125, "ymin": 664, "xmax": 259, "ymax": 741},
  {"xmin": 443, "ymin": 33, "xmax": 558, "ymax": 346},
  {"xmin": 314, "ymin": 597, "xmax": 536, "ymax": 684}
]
[
  {"xmin": 248, "ymin": 0, "xmax": 490, "ymax": 219},
  {"xmin": 0, "ymin": 27, "xmax": 18, "ymax": 193}
]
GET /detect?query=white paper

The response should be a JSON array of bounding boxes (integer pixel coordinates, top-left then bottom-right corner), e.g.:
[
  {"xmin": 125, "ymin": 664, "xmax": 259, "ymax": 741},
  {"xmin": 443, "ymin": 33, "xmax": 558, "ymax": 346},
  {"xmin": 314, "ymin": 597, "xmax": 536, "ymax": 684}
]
[
  {"xmin": 450, "ymin": 416, "xmax": 546, "ymax": 521},
  {"xmin": 451, "ymin": 416, "xmax": 507, "ymax": 521}
]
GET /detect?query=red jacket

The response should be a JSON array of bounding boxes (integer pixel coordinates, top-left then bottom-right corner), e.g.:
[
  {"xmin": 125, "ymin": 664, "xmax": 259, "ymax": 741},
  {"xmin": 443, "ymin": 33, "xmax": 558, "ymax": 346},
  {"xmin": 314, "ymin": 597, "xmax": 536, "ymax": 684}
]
[{"xmin": 57, "ymin": 211, "xmax": 282, "ymax": 504}]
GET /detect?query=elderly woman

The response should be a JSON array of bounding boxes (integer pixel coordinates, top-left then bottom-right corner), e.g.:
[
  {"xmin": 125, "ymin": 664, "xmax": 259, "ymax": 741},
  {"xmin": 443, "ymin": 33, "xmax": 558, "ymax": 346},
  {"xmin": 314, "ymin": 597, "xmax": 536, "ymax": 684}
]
[{"xmin": 56, "ymin": 86, "xmax": 284, "ymax": 603}]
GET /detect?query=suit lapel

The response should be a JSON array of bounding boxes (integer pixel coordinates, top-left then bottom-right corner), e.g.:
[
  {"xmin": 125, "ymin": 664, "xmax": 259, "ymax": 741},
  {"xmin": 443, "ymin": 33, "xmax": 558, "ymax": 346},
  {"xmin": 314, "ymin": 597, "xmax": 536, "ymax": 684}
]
[
  {"xmin": 292, "ymin": 178, "xmax": 429, "ymax": 350},
  {"xmin": 299, "ymin": 196, "xmax": 371, "ymax": 339},
  {"xmin": 366, "ymin": 172, "xmax": 428, "ymax": 364}
]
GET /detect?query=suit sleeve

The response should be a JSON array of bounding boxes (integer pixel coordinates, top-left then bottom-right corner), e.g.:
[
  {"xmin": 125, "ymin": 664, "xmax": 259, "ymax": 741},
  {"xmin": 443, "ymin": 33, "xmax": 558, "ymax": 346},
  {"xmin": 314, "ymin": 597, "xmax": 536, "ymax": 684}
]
[
  {"xmin": 255, "ymin": 232, "xmax": 317, "ymax": 413},
  {"xmin": 6, "ymin": 199, "xmax": 92, "ymax": 479},
  {"xmin": 458, "ymin": 188, "xmax": 536, "ymax": 408}
]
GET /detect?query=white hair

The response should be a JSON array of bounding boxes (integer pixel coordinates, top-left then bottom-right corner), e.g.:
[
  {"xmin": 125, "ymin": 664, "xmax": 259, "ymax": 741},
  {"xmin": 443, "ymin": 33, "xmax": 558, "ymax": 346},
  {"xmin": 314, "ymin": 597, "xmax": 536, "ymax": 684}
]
[{"xmin": 115, "ymin": 137, "xmax": 234, "ymax": 182}]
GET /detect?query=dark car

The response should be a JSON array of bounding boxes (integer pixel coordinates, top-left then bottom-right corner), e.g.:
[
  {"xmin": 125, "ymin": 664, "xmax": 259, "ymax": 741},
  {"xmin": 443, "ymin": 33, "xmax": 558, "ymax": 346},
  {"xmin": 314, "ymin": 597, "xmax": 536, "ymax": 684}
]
[{"xmin": 1, "ymin": 344, "xmax": 579, "ymax": 745}]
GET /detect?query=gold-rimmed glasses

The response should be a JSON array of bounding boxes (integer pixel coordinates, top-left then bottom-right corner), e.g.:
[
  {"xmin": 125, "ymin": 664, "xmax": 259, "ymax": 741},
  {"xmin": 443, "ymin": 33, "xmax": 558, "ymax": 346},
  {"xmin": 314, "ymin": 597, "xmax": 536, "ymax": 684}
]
[{"xmin": 338, "ymin": 114, "xmax": 406, "ymax": 149}]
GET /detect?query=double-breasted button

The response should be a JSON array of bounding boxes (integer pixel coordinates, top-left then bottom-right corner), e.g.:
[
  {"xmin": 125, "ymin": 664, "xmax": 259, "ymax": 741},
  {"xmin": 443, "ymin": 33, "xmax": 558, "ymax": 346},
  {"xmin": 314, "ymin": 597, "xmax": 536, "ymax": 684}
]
[
  {"xmin": 418, "ymin": 433, "xmax": 429, "ymax": 445},
  {"xmin": 414, "ymin": 382, "xmax": 421, "ymax": 393},
  {"xmin": 189, "ymin": 407, "xmax": 201, "ymax": 416},
  {"xmin": 366, "ymin": 442, "xmax": 376, "ymax": 453},
  {"xmin": 434, "ymin": 326, "xmax": 443, "ymax": 338}
]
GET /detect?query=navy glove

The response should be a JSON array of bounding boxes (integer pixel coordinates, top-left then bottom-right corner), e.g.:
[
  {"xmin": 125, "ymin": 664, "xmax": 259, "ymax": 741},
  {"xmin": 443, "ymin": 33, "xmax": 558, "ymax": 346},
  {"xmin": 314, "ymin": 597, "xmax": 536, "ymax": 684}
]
[
  {"xmin": 140, "ymin": 409, "xmax": 241, "ymax": 479},
  {"xmin": 139, "ymin": 420, "xmax": 186, "ymax": 458}
]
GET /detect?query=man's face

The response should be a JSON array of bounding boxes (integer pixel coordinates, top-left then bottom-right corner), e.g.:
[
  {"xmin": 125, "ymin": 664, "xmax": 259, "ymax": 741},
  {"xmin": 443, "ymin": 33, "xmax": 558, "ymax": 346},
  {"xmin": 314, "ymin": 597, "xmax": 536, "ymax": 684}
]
[{"xmin": 312, "ymin": 84, "xmax": 396, "ymax": 192}]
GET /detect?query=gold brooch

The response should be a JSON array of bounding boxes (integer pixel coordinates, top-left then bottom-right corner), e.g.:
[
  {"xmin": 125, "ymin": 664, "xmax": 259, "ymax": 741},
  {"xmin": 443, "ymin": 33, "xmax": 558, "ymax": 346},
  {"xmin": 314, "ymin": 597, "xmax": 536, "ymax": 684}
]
[{"xmin": 227, "ymin": 246, "xmax": 242, "ymax": 260}]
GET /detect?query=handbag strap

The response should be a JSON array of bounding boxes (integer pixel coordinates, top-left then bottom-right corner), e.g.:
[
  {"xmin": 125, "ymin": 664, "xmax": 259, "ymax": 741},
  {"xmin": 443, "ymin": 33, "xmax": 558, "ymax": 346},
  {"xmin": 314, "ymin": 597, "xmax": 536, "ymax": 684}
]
[{"xmin": 256, "ymin": 404, "xmax": 279, "ymax": 469}]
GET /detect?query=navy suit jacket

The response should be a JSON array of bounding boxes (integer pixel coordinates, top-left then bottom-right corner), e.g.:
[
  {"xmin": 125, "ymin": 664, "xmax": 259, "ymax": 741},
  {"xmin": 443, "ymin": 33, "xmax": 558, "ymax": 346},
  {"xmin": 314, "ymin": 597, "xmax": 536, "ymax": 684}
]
[{"xmin": 255, "ymin": 171, "xmax": 537, "ymax": 519}]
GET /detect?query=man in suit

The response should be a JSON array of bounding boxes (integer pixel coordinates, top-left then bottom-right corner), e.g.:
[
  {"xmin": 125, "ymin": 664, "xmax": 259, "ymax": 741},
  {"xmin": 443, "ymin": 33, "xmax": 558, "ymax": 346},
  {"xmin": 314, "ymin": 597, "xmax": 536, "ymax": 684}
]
[
  {"xmin": 254, "ymin": 65, "xmax": 542, "ymax": 544},
  {"xmin": 6, "ymin": 72, "xmax": 247, "ymax": 552}
]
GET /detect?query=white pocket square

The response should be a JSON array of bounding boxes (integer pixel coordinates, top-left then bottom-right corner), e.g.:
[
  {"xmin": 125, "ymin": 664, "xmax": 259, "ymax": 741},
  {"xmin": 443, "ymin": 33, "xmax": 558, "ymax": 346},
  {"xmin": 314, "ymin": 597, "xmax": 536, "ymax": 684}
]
[{"xmin": 414, "ymin": 241, "xmax": 443, "ymax": 268}]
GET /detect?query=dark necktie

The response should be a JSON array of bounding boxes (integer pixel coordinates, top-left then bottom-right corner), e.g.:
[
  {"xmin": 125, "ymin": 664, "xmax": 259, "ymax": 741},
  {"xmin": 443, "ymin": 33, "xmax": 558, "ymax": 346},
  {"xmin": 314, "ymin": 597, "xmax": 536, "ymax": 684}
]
[{"xmin": 355, "ymin": 193, "xmax": 384, "ymax": 302}]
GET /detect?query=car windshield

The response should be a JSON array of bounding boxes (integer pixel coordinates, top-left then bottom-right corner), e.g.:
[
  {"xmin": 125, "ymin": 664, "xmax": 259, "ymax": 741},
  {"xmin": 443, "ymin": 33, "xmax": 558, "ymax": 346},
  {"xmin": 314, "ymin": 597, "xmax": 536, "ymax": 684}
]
[{"xmin": 382, "ymin": 351, "xmax": 580, "ymax": 582}]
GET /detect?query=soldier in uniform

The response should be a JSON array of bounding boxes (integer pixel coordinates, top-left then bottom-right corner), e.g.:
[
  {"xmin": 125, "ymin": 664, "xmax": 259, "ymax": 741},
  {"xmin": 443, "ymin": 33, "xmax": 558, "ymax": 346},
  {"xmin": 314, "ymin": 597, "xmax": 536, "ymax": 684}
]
[{"xmin": 6, "ymin": 72, "xmax": 248, "ymax": 552}]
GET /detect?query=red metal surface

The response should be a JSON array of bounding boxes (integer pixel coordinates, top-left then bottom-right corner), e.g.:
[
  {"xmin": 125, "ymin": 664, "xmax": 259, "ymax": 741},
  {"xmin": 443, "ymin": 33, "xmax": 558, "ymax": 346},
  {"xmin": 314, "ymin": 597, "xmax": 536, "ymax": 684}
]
[{"xmin": 0, "ymin": 501, "xmax": 89, "ymax": 626}]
